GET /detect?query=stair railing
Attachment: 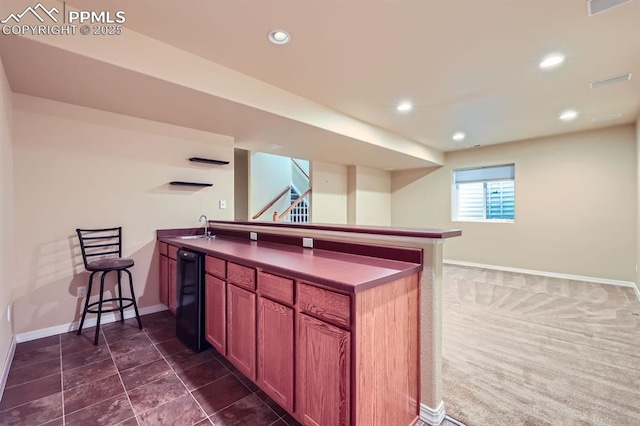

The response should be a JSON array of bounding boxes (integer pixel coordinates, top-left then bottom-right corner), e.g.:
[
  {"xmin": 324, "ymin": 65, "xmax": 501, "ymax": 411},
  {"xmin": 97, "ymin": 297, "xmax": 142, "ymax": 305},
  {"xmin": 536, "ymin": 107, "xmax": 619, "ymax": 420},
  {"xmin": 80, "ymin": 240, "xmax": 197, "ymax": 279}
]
[
  {"xmin": 273, "ymin": 188, "xmax": 312, "ymax": 222},
  {"xmin": 252, "ymin": 185, "xmax": 291, "ymax": 220},
  {"xmin": 291, "ymin": 158, "xmax": 309, "ymax": 180}
]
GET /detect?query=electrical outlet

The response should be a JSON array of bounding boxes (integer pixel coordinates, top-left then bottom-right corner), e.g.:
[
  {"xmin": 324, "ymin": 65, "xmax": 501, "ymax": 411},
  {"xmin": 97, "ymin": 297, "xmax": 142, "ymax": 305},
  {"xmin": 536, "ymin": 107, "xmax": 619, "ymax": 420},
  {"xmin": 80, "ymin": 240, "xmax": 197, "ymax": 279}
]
[
  {"xmin": 250, "ymin": 232, "xmax": 258, "ymax": 241},
  {"xmin": 77, "ymin": 286, "xmax": 87, "ymax": 298},
  {"xmin": 302, "ymin": 238, "xmax": 313, "ymax": 248},
  {"xmin": 219, "ymin": 200, "xmax": 227, "ymax": 209}
]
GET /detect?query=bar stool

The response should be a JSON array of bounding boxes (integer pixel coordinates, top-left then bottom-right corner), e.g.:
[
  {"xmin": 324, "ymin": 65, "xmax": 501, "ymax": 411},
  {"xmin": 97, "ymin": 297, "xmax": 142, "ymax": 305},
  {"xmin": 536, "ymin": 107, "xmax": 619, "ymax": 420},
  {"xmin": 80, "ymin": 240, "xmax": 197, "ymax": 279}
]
[{"xmin": 76, "ymin": 227, "xmax": 143, "ymax": 345}]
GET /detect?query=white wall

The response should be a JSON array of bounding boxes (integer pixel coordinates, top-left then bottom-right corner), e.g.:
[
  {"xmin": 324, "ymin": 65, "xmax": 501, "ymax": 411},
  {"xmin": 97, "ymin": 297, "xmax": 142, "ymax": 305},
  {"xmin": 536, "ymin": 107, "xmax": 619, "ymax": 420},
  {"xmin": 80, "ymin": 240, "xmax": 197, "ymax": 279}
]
[
  {"xmin": 12, "ymin": 94, "xmax": 234, "ymax": 334},
  {"xmin": 392, "ymin": 125, "xmax": 637, "ymax": 282},
  {"xmin": 637, "ymin": 118, "xmax": 640, "ymax": 291},
  {"xmin": 291, "ymin": 158, "xmax": 310, "ymax": 195},
  {"xmin": 349, "ymin": 166, "xmax": 391, "ymax": 226},
  {"xmin": 249, "ymin": 152, "xmax": 291, "ymax": 221},
  {"xmin": 347, "ymin": 166, "xmax": 357, "ymax": 225},
  {"xmin": 310, "ymin": 161, "xmax": 347, "ymax": 224},
  {"xmin": 234, "ymin": 149, "xmax": 249, "ymax": 221},
  {"xmin": 0, "ymin": 57, "xmax": 14, "ymax": 382}
]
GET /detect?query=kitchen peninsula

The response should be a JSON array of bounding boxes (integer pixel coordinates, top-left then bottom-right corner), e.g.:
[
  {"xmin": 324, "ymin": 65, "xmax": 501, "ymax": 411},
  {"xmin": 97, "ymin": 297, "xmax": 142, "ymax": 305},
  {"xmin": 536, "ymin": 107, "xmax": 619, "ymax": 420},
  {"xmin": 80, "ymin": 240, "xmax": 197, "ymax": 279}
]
[{"xmin": 157, "ymin": 221, "xmax": 461, "ymax": 426}]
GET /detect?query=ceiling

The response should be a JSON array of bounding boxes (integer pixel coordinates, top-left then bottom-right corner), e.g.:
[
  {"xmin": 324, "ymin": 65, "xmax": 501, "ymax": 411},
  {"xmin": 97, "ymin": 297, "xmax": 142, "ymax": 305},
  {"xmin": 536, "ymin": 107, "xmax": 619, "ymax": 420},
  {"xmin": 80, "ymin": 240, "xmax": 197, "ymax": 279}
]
[{"xmin": 1, "ymin": 0, "xmax": 639, "ymax": 168}]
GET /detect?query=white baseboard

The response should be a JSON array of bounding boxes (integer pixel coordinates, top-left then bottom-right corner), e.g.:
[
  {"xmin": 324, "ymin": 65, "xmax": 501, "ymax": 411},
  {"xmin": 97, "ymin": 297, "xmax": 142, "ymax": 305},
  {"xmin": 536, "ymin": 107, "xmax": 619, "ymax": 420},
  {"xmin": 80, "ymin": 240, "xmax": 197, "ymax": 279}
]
[
  {"xmin": 444, "ymin": 415, "xmax": 467, "ymax": 426},
  {"xmin": 420, "ymin": 401, "xmax": 445, "ymax": 425},
  {"xmin": 444, "ymin": 259, "xmax": 640, "ymax": 303},
  {"xmin": 15, "ymin": 304, "xmax": 168, "ymax": 343},
  {"xmin": 0, "ymin": 336, "xmax": 16, "ymax": 402}
]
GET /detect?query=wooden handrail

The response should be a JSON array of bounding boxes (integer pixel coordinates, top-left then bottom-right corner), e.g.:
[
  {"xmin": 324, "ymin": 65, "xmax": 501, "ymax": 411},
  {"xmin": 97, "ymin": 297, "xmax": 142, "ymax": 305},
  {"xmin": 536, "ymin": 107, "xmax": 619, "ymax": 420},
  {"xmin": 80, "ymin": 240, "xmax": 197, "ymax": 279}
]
[
  {"xmin": 274, "ymin": 188, "xmax": 312, "ymax": 222},
  {"xmin": 291, "ymin": 158, "xmax": 309, "ymax": 180},
  {"xmin": 252, "ymin": 185, "xmax": 291, "ymax": 220}
]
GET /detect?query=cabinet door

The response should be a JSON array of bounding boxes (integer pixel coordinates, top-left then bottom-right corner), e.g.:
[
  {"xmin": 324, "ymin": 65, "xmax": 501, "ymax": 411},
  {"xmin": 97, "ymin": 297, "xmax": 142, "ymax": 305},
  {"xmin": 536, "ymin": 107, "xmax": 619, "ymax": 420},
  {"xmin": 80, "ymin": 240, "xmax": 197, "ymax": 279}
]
[
  {"xmin": 205, "ymin": 274, "xmax": 226, "ymax": 354},
  {"xmin": 168, "ymin": 258, "xmax": 177, "ymax": 314},
  {"xmin": 297, "ymin": 314, "xmax": 350, "ymax": 426},
  {"xmin": 227, "ymin": 284, "xmax": 256, "ymax": 380},
  {"xmin": 159, "ymin": 255, "xmax": 168, "ymax": 306},
  {"xmin": 257, "ymin": 297, "xmax": 294, "ymax": 412}
]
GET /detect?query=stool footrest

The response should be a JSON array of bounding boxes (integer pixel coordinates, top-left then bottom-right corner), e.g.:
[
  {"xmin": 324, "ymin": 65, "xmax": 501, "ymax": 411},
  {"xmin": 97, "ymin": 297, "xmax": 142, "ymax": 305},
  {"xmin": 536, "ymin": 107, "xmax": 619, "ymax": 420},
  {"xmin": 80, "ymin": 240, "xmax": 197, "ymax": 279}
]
[{"xmin": 86, "ymin": 298, "xmax": 135, "ymax": 314}]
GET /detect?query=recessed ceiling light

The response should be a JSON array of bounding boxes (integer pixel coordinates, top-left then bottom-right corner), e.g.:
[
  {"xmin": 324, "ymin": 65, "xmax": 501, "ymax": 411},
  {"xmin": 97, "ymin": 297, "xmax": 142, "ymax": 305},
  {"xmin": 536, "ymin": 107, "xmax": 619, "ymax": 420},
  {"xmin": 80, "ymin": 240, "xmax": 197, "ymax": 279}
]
[
  {"xmin": 559, "ymin": 109, "xmax": 578, "ymax": 121},
  {"xmin": 268, "ymin": 30, "xmax": 290, "ymax": 45},
  {"xmin": 539, "ymin": 53, "xmax": 565, "ymax": 69},
  {"xmin": 396, "ymin": 101, "xmax": 413, "ymax": 112},
  {"xmin": 452, "ymin": 132, "xmax": 466, "ymax": 141}
]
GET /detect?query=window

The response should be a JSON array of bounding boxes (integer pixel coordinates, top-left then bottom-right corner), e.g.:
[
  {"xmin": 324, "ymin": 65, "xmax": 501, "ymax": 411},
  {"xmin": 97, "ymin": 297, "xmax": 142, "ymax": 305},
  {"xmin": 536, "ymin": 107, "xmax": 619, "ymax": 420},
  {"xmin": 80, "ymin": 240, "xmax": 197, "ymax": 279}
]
[{"xmin": 452, "ymin": 164, "xmax": 515, "ymax": 221}]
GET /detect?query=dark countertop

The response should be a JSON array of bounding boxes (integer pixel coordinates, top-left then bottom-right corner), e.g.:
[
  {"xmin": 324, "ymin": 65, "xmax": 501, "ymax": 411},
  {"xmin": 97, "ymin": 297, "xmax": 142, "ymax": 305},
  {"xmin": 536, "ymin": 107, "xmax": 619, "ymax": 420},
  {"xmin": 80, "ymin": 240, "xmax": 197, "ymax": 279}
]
[{"xmin": 159, "ymin": 235, "xmax": 422, "ymax": 294}]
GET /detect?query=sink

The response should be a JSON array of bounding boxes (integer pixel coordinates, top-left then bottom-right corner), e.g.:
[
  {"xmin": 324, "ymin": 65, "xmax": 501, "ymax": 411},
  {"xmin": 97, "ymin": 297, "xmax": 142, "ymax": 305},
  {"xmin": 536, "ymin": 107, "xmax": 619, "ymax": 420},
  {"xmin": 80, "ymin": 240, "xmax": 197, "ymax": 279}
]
[{"xmin": 176, "ymin": 235, "xmax": 213, "ymax": 240}]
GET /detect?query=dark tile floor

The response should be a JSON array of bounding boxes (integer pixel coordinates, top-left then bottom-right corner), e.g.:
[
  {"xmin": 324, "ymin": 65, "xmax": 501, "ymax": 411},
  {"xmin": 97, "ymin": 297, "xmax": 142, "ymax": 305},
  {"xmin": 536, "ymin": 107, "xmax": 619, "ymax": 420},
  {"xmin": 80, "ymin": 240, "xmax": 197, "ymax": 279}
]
[{"xmin": 0, "ymin": 311, "xmax": 302, "ymax": 426}]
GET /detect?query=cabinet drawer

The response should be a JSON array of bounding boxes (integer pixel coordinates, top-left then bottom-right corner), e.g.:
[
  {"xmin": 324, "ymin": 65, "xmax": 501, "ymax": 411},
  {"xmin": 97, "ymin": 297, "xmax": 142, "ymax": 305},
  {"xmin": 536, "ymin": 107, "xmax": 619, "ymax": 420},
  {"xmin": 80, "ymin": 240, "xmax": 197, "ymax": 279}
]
[
  {"xmin": 205, "ymin": 255, "xmax": 226, "ymax": 279},
  {"xmin": 299, "ymin": 283, "xmax": 351, "ymax": 329},
  {"xmin": 159, "ymin": 242, "xmax": 168, "ymax": 256},
  {"xmin": 168, "ymin": 245, "xmax": 179, "ymax": 260},
  {"xmin": 258, "ymin": 271, "xmax": 294, "ymax": 305},
  {"xmin": 228, "ymin": 263, "xmax": 256, "ymax": 291}
]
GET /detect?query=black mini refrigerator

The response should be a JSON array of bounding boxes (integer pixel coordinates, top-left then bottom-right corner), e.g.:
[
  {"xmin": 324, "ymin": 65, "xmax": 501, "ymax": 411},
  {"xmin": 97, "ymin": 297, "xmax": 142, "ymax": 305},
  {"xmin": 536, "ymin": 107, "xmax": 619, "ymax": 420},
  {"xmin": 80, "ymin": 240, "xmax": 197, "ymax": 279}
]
[{"xmin": 176, "ymin": 248, "xmax": 208, "ymax": 352}]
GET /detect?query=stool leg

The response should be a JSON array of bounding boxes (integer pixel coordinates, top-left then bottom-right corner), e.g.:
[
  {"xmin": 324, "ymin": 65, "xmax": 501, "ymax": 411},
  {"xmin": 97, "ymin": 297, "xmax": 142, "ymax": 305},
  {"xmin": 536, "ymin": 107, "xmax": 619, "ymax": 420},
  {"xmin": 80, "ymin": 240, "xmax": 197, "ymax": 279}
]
[
  {"xmin": 117, "ymin": 270, "xmax": 124, "ymax": 323},
  {"xmin": 94, "ymin": 271, "xmax": 107, "ymax": 345},
  {"xmin": 77, "ymin": 272, "xmax": 96, "ymax": 336},
  {"xmin": 125, "ymin": 269, "xmax": 142, "ymax": 330}
]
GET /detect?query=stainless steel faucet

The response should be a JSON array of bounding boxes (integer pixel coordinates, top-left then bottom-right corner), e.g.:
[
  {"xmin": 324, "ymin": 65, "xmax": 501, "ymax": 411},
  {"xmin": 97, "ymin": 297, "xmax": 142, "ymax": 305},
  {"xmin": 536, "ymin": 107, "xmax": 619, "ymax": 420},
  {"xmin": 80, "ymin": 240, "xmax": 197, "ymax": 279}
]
[{"xmin": 199, "ymin": 214, "xmax": 209, "ymax": 236}]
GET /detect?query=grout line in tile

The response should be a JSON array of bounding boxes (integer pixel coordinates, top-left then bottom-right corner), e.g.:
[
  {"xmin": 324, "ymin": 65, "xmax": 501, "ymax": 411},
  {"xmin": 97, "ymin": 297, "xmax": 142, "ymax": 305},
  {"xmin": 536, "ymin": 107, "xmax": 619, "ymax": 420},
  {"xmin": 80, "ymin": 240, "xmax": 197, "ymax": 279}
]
[
  {"xmin": 114, "ymin": 416, "xmax": 137, "ymax": 426},
  {"xmin": 9, "ymin": 352, "xmax": 62, "ymax": 372},
  {"xmin": 0, "ymin": 391, "xmax": 58, "ymax": 418},
  {"xmin": 37, "ymin": 415, "xmax": 65, "ymax": 426},
  {"xmin": 254, "ymin": 391, "xmax": 287, "ymax": 421},
  {"xmin": 4, "ymin": 370, "xmax": 62, "ymax": 391},
  {"xmin": 14, "ymin": 341, "xmax": 61, "ymax": 358},
  {"xmin": 59, "ymin": 334, "xmax": 65, "ymax": 426},
  {"xmin": 146, "ymin": 328, "xmax": 209, "ymax": 422},
  {"xmin": 187, "ymin": 366, "xmax": 233, "ymax": 396},
  {"xmin": 101, "ymin": 330, "xmax": 140, "ymax": 426},
  {"xmin": 62, "ymin": 392, "xmax": 129, "ymax": 418}
]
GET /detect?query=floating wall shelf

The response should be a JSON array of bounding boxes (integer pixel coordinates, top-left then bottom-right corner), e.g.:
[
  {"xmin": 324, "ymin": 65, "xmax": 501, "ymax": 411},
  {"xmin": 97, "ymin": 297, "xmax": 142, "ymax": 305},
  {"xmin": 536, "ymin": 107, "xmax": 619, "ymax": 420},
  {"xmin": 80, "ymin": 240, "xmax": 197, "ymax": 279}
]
[
  {"xmin": 189, "ymin": 157, "xmax": 230, "ymax": 165},
  {"xmin": 169, "ymin": 181, "xmax": 213, "ymax": 187}
]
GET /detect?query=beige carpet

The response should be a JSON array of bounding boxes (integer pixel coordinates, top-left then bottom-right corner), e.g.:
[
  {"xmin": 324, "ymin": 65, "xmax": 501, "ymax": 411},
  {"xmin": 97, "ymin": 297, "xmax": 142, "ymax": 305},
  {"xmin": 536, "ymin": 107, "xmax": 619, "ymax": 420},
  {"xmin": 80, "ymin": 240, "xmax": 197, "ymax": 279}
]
[{"xmin": 442, "ymin": 265, "xmax": 640, "ymax": 426}]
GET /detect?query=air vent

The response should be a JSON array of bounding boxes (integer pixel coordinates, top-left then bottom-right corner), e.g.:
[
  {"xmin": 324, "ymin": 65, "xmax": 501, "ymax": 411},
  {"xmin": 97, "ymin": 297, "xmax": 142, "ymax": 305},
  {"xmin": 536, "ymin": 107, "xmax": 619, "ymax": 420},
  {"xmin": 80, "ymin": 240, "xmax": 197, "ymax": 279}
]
[
  {"xmin": 262, "ymin": 144, "xmax": 282, "ymax": 150},
  {"xmin": 590, "ymin": 73, "xmax": 632, "ymax": 89},
  {"xmin": 587, "ymin": 0, "xmax": 633, "ymax": 16},
  {"xmin": 592, "ymin": 113, "xmax": 622, "ymax": 122}
]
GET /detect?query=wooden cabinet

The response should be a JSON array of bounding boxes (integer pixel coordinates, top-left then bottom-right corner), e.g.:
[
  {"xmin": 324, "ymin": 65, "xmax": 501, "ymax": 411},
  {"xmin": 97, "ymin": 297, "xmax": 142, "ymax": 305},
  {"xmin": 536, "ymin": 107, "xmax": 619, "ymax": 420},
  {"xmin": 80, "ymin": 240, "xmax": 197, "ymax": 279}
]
[
  {"xmin": 297, "ymin": 313, "xmax": 350, "ymax": 426},
  {"xmin": 157, "ymin": 237, "xmax": 418, "ymax": 426},
  {"xmin": 159, "ymin": 254, "xmax": 168, "ymax": 306},
  {"xmin": 227, "ymin": 284, "xmax": 256, "ymax": 380},
  {"xmin": 299, "ymin": 283, "xmax": 351, "ymax": 329},
  {"xmin": 257, "ymin": 271, "xmax": 294, "ymax": 305},
  {"xmin": 205, "ymin": 274, "xmax": 226, "ymax": 354},
  {"xmin": 257, "ymin": 297, "xmax": 294, "ymax": 412},
  {"xmin": 168, "ymin": 258, "xmax": 177, "ymax": 314},
  {"xmin": 205, "ymin": 255, "xmax": 226, "ymax": 279},
  {"xmin": 228, "ymin": 262, "xmax": 256, "ymax": 291},
  {"xmin": 158, "ymin": 242, "xmax": 177, "ymax": 313}
]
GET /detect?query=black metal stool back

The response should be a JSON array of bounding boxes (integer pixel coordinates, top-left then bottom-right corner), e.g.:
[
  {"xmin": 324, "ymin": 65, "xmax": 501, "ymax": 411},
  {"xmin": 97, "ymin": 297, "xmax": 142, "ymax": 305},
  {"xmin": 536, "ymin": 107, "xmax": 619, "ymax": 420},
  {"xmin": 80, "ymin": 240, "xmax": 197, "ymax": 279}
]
[{"xmin": 76, "ymin": 227, "xmax": 142, "ymax": 344}]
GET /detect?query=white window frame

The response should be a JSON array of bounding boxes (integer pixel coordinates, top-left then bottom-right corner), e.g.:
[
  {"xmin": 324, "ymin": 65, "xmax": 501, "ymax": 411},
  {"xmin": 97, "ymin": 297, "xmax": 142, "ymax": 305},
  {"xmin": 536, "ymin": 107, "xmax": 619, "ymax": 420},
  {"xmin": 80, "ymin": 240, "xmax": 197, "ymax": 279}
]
[{"xmin": 451, "ymin": 164, "xmax": 515, "ymax": 223}]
